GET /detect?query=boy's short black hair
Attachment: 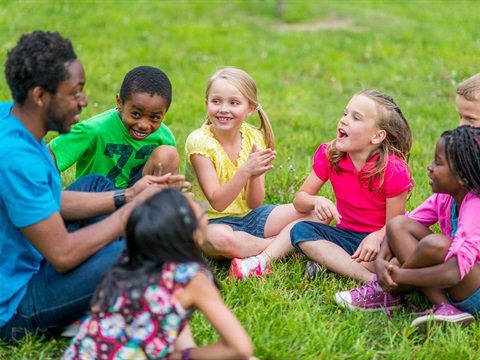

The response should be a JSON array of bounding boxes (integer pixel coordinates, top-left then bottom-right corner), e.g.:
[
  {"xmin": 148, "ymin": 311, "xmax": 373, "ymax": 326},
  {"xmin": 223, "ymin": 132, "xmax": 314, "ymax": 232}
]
[
  {"xmin": 4, "ymin": 30, "xmax": 77, "ymax": 104},
  {"xmin": 119, "ymin": 66, "xmax": 172, "ymax": 110}
]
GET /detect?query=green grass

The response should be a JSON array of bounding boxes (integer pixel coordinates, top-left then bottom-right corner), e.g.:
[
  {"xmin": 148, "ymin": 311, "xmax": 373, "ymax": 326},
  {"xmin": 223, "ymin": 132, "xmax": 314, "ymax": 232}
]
[{"xmin": 1, "ymin": 0, "xmax": 479, "ymax": 359}]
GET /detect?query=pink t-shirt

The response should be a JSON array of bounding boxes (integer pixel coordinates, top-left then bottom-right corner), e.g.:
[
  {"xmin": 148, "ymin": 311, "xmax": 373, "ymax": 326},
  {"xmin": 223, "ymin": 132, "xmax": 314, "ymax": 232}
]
[
  {"xmin": 408, "ymin": 192, "xmax": 480, "ymax": 280},
  {"xmin": 312, "ymin": 143, "xmax": 412, "ymax": 233}
]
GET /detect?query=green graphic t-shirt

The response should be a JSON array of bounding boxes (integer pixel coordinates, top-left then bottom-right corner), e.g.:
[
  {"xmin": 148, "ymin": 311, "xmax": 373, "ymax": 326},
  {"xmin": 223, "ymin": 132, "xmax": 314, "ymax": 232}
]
[{"xmin": 50, "ymin": 108, "xmax": 176, "ymax": 188}]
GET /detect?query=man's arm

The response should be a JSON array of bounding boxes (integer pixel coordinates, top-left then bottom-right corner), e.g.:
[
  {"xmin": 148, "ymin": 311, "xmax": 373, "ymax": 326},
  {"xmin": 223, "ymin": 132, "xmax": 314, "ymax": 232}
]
[
  {"xmin": 23, "ymin": 184, "xmax": 165, "ymax": 273},
  {"xmin": 61, "ymin": 173, "xmax": 188, "ymax": 221},
  {"xmin": 61, "ymin": 190, "xmax": 117, "ymax": 221}
]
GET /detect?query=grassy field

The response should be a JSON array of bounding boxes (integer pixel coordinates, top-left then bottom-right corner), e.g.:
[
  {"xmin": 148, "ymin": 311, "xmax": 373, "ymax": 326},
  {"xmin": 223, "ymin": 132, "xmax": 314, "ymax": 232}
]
[{"xmin": 0, "ymin": 0, "xmax": 479, "ymax": 359}]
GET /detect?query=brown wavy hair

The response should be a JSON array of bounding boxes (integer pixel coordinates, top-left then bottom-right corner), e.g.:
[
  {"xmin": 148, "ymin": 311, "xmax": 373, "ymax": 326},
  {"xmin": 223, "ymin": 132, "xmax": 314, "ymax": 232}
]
[{"xmin": 327, "ymin": 89, "xmax": 414, "ymax": 194}]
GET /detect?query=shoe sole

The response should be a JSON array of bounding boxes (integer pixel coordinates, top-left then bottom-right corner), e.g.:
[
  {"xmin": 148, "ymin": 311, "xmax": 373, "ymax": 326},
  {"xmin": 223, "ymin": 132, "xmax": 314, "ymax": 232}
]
[
  {"xmin": 335, "ymin": 293, "xmax": 404, "ymax": 312},
  {"xmin": 411, "ymin": 313, "xmax": 475, "ymax": 330}
]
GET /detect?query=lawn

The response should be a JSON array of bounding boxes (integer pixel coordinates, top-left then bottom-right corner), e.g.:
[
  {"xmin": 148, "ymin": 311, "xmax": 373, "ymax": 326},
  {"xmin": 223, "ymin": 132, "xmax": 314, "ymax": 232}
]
[{"xmin": 0, "ymin": 0, "xmax": 479, "ymax": 359}]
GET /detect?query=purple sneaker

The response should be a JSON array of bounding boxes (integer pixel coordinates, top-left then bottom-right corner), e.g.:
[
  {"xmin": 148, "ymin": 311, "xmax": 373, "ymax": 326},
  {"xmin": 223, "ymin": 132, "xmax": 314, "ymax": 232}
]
[
  {"xmin": 335, "ymin": 276, "xmax": 404, "ymax": 312},
  {"xmin": 410, "ymin": 302, "xmax": 475, "ymax": 329}
]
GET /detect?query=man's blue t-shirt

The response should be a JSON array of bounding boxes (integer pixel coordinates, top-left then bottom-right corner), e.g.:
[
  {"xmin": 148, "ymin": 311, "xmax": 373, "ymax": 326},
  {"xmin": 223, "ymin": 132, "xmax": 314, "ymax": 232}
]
[{"xmin": 0, "ymin": 102, "xmax": 62, "ymax": 327}]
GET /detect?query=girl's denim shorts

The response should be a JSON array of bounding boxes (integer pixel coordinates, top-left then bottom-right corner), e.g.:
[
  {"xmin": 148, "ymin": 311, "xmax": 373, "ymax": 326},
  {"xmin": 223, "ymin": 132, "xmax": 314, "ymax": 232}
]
[
  {"xmin": 208, "ymin": 205, "xmax": 276, "ymax": 238},
  {"xmin": 447, "ymin": 287, "xmax": 480, "ymax": 316},
  {"xmin": 291, "ymin": 221, "xmax": 369, "ymax": 256}
]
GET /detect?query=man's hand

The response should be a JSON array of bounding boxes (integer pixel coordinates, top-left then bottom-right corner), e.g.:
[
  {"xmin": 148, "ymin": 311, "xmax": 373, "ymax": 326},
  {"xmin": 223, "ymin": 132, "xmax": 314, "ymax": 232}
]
[{"xmin": 125, "ymin": 173, "xmax": 190, "ymax": 202}]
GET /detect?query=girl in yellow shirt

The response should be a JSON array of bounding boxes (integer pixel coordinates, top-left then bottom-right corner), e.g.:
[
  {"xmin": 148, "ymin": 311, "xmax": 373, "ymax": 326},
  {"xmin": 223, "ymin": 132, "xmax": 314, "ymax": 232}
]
[{"xmin": 185, "ymin": 67, "xmax": 317, "ymax": 274}]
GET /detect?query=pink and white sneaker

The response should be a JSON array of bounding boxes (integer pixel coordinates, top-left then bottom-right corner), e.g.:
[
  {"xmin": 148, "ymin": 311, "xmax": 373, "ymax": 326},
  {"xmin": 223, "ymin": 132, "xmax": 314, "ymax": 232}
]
[
  {"xmin": 335, "ymin": 276, "xmax": 404, "ymax": 313},
  {"xmin": 410, "ymin": 302, "xmax": 475, "ymax": 329},
  {"xmin": 229, "ymin": 256, "xmax": 272, "ymax": 281}
]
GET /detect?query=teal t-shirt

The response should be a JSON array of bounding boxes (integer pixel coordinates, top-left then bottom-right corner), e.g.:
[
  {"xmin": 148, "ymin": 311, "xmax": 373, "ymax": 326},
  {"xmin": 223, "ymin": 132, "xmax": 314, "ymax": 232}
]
[
  {"xmin": 450, "ymin": 203, "xmax": 458, "ymax": 238},
  {"xmin": 49, "ymin": 108, "xmax": 176, "ymax": 188},
  {"xmin": 0, "ymin": 102, "xmax": 62, "ymax": 327}
]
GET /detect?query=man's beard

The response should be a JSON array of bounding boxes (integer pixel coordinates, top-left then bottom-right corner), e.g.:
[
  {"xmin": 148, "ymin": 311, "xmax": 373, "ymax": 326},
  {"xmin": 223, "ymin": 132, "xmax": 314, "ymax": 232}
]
[{"xmin": 45, "ymin": 102, "xmax": 71, "ymax": 134}]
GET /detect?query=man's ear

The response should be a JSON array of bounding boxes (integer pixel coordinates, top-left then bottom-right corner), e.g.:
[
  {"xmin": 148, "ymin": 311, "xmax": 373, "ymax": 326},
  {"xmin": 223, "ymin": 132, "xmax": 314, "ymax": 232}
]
[
  {"xmin": 372, "ymin": 129, "xmax": 387, "ymax": 145},
  {"xmin": 31, "ymin": 86, "xmax": 50, "ymax": 108}
]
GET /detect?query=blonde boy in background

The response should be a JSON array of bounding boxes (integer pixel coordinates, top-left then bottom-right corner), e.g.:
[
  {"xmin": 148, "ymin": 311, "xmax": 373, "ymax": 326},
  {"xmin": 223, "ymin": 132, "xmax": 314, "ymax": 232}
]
[{"xmin": 456, "ymin": 73, "xmax": 480, "ymax": 127}]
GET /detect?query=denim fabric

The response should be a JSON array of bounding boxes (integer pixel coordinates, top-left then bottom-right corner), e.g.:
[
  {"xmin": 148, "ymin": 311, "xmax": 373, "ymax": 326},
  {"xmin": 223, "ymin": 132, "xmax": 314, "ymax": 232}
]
[
  {"xmin": 290, "ymin": 221, "xmax": 369, "ymax": 256},
  {"xmin": 447, "ymin": 287, "xmax": 480, "ymax": 316},
  {"xmin": 63, "ymin": 174, "xmax": 116, "ymax": 231},
  {"xmin": 208, "ymin": 205, "xmax": 276, "ymax": 238},
  {"xmin": 0, "ymin": 175, "xmax": 125, "ymax": 342}
]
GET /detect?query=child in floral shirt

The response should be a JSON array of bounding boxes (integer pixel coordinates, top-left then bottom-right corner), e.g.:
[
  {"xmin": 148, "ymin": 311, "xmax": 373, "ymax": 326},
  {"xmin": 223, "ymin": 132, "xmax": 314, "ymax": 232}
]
[{"xmin": 63, "ymin": 189, "xmax": 255, "ymax": 359}]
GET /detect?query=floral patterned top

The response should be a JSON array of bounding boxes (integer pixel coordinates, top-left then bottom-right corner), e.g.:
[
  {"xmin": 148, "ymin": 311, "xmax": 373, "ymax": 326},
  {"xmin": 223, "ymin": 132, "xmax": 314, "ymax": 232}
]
[{"xmin": 62, "ymin": 262, "xmax": 213, "ymax": 360}]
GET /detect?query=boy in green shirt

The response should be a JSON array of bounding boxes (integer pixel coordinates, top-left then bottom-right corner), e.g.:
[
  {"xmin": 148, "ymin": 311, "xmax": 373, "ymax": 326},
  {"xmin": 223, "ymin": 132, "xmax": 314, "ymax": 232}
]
[{"xmin": 49, "ymin": 66, "xmax": 179, "ymax": 188}]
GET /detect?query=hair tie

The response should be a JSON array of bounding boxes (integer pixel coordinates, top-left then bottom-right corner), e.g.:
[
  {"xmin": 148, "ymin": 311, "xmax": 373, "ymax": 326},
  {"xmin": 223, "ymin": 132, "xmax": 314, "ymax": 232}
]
[
  {"xmin": 179, "ymin": 206, "xmax": 192, "ymax": 224},
  {"xmin": 256, "ymin": 104, "xmax": 262, "ymax": 111}
]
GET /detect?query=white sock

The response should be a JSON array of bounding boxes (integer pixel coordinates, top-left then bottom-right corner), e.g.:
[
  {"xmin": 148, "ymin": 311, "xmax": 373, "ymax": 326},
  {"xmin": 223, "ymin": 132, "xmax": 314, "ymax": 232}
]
[
  {"xmin": 257, "ymin": 255, "xmax": 266, "ymax": 270},
  {"xmin": 241, "ymin": 255, "xmax": 266, "ymax": 275}
]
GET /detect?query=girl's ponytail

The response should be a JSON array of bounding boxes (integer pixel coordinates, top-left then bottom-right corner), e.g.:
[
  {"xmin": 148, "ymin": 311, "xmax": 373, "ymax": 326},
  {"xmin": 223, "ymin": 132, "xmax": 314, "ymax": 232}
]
[{"xmin": 257, "ymin": 107, "xmax": 275, "ymax": 150}]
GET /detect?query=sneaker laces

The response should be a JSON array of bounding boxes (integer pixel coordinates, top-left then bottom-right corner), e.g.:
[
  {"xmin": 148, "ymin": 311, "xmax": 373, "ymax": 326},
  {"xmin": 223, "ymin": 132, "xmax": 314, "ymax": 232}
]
[
  {"xmin": 350, "ymin": 280, "xmax": 395, "ymax": 318},
  {"xmin": 350, "ymin": 280, "xmax": 382, "ymax": 301},
  {"xmin": 411, "ymin": 302, "xmax": 445, "ymax": 316}
]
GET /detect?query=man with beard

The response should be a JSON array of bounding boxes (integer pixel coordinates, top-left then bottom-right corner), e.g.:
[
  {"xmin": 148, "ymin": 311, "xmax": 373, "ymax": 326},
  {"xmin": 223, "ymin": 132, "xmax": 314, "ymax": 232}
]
[{"xmin": 0, "ymin": 31, "xmax": 188, "ymax": 342}]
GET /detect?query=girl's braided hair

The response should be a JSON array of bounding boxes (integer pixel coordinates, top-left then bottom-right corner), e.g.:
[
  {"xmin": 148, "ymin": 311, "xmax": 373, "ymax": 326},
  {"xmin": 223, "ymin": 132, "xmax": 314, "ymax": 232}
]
[{"xmin": 442, "ymin": 125, "xmax": 480, "ymax": 194}]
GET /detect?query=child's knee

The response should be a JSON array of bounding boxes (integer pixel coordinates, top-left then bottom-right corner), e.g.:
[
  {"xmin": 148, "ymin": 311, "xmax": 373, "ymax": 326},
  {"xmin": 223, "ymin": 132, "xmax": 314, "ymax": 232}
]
[
  {"xmin": 205, "ymin": 226, "xmax": 236, "ymax": 252},
  {"xmin": 147, "ymin": 146, "xmax": 180, "ymax": 174},
  {"xmin": 418, "ymin": 233, "xmax": 450, "ymax": 261},
  {"xmin": 386, "ymin": 215, "xmax": 409, "ymax": 233}
]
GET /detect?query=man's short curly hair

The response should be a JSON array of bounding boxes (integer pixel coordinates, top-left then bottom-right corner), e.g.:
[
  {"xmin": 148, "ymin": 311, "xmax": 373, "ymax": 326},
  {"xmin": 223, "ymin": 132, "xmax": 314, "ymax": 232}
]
[{"xmin": 4, "ymin": 30, "xmax": 77, "ymax": 104}]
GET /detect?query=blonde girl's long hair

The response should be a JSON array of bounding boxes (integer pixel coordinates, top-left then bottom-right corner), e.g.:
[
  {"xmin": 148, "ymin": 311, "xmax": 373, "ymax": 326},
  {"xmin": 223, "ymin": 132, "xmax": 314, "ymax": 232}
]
[
  {"xmin": 327, "ymin": 89, "xmax": 414, "ymax": 194},
  {"xmin": 204, "ymin": 67, "xmax": 275, "ymax": 150}
]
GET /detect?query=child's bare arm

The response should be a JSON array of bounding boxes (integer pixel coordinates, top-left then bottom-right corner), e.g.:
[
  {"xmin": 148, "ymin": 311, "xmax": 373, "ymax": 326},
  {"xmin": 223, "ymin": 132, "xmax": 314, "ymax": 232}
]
[
  {"xmin": 245, "ymin": 173, "xmax": 265, "ymax": 209},
  {"xmin": 352, "ymin": 191, "xmax": 409, "ymax": 263},
  {"xmin": 294, "ymin": 172, "xmax": 338, "ymax": 222},
  {"xmin": 173, "ymin": 272, "xmax": 254, "ymax": 360},
  {"xmin": 243, "ymin": 143, "xmax": 277, "ymax": 208},
  {"xmin": 389, "ymin": 257, "xmax": 462, "ymax": 288},
  {"xmin": 191, "ymin": 154, "xmax": 249, "ymax": 212},
  {"xmin": 191, "ymin": 150, "xmax": 270, "ymax": 212},
  {"xmin": 174, "ymin": 324, "xmax": 196, "ymax": 351},
  {"xmin": 46, "ymin": 143, "xmax": 58, "ymax": 168},
  {"xmin": 375, "ymin": 240, "xmax": 398, "ymax": 291}
]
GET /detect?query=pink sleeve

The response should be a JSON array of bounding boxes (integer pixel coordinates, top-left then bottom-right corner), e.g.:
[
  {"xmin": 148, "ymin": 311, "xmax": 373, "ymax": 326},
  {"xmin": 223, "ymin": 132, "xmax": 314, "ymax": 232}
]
[
  {"xmin": 384, "ymin": 156, "xmax": 412, "ymax": 198},
  {"xmin": 312, "ymin": 143, "xmax": 330, "ymax": 182},
  {"xmin": 444, "ymin": 193, "xmax": 480, "ymax": 280},
  {"xmin": 408, "ymin": 194, "xmax": 445, "ymax": 228}
]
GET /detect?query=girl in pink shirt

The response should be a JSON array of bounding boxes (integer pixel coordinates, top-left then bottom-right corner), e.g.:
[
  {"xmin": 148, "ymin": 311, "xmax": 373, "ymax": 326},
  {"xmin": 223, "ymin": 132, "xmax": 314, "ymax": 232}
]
[
  {"xmin": 230, "ymin": 90, "xmax": 413, "ymax": 280},
  {"xmin": 336, "ymin": 126, "xmax": 480, "ymax": 329}
]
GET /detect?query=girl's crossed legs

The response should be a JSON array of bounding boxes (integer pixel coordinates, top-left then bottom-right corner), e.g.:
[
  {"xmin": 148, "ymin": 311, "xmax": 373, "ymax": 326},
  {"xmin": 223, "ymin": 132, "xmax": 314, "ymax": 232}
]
[
  {"xmin": 382, "ymin": 215, "xmax": 480, "ymax": 312},
  {"xmin": 229, "ymin": 213, "xmax": 328, "ymax": 280},
  {"xmin": 202, "ymin": 204, "xmax": 308, "ymax": 260},
  {"xmin": 292, "ymin": 222, "xmax": 375, "ymax": 283}
]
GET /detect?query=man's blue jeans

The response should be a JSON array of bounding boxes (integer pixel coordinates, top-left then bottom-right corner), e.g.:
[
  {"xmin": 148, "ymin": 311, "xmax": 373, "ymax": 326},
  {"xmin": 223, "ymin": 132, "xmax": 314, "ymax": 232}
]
[{"xmin": 0, "ymin": 175, "xmax": 125, "ymax": 342}]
